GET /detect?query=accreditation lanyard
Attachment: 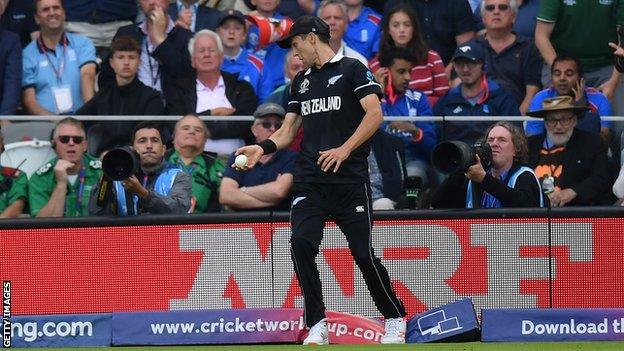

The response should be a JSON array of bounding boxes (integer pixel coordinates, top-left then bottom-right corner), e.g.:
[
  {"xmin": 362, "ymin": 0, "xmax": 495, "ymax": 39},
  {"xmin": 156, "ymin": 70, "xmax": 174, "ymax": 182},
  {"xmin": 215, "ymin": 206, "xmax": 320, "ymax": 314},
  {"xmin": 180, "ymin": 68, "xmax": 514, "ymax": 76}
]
[
  {"xmin": 144, "ymin": 39, "xmax": 161, "ymax": 87},
  {"xmin": 66, "ymin": 167, "xmax": 86, "ymax": 216},
  {"xmin": 38, "ymin": 34, "xmax": 68, "ymax": 85},
  {"xmin": 131, "ymin": 174, "xmax": 150, "ymax": 214}
]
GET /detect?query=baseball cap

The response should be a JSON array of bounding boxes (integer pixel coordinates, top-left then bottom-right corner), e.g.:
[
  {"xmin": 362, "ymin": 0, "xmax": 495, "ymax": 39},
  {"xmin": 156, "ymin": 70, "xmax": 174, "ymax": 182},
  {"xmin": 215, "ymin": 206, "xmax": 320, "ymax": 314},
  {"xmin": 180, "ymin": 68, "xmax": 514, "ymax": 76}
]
[
  {"xmin": 217, "ymin": 9, "xmax": 246, "ymax": 27},
  {"xmin": 276, "ymin": 15, "xmax": 330, "ymax": 49},
  {"xmin": 452, "ymin": 41, "xmax": 485, "ymax": 63},
  {"xmin": 254, "ymin": 102, "xmax": 286, "ymax": 119}
]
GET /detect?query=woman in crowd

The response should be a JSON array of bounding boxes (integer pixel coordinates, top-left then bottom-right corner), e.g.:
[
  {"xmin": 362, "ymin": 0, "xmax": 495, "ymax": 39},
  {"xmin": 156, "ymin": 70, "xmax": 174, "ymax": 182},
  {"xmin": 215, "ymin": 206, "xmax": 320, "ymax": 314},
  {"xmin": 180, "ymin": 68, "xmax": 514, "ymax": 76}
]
[{"xmin": 369, "ymin": 3, "xmax": 449, "ymax": 107}]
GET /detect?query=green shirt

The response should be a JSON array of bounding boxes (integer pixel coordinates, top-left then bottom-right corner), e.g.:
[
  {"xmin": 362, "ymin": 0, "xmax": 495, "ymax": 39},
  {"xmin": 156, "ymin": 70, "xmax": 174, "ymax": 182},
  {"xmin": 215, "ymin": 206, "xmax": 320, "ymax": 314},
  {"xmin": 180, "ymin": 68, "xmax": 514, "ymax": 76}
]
[
  {"xmin": 167, "ymin": 151, "xmax": 224, "ymax": 213},
  {"xmin": 537, "ymin": 0, "xmax": 624, "ymax": 71},
  {"xmin": 28, "ymin": 155, "xmax": 103, "ymax": 217},
  {"xmin": 0, "ymin": 168, "xmax": 28, "ymax": 213}
]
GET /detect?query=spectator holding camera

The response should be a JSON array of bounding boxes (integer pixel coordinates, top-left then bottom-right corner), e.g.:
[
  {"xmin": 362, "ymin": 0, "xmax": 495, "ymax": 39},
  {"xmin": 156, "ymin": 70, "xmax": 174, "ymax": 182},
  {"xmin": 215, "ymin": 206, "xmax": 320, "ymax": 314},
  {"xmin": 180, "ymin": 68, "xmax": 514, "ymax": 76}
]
[
  {"xmin": 431, "ymin": 121, "xmax": 543, "ymax": 209},
  {"xmin": 29, "ymin": 118, "xmax": 102, "ymax": 217},
  {"xmin": 526, "ymin": 96, "xmax": 611, "ymax": 207},
  {"xmin": 89, "ymin": 122, "xmax": 192, "ymax": 216}
]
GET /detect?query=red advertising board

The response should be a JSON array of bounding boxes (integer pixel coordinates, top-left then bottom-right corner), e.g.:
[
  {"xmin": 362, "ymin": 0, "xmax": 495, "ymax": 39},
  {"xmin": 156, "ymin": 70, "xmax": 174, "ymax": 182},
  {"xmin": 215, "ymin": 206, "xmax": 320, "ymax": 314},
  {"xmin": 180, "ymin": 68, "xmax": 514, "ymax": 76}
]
[{"xmin": 1, "ymin": 218, "xmax": 623, "ymax": 317}]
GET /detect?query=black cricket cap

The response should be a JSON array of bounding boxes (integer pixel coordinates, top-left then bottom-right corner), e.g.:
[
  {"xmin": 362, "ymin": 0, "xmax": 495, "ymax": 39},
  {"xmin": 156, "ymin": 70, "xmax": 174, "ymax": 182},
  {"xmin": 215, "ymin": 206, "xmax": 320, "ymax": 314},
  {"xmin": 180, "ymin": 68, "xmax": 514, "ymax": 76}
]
[{"xmin": 276, "ymin": 15, "xmax": 330, "ymax": 49}]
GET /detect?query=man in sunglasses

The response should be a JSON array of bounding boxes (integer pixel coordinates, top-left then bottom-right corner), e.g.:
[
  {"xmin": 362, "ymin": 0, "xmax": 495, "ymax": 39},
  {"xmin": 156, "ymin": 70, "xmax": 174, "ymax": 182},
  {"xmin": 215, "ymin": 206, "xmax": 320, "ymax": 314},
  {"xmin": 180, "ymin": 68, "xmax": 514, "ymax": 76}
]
[
  {"xmin": 29, "ymin": 117, "xmax": 102, "ymax": 217},
  {"xmin": 526, "ymin": 96, "xmax": 611, "ymax": 207},
  {"xmin": 472, "ymin": 0, "xmax": 542, "ymax": 116},
  {"xmin": 219, "ymin": 102, "xmax": 296, "ymax": 211}
]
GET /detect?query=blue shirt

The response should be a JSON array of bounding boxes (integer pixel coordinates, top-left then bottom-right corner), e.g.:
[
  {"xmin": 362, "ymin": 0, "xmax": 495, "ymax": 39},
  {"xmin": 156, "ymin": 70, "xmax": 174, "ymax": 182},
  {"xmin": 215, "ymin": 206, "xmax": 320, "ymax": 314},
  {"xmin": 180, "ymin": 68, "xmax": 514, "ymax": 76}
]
[
  {"xmin": 221, "ymin": 48, "xmax": 272, "ymax": 103},
  {"xmin": 433, "ymin": 78, "xmax": 521, "ymax": 144},
  {"xmin": 344, "ymin": 6, "xmax": 382, "ymax": 60},
  {"xmin": 525, "ymin": 87, "xmax": 613, "ymax": 135},
  {"xmin": 223, "ymin": 149, "xmax": 297, "ymax": 211},
  {"xmin": 474, "ymin": 35, "xmax": 542, "ymax": 105},
  {"xmin": 22, "ymin": 32, "xmax": 96, "ymax": 114},
  {"xmin": 247, "ymin": 13, "xmax": 289, "ymax": 97},
  {"xmin": 381, "ymin": 89, "xmax": 437, "ymax": 163}
]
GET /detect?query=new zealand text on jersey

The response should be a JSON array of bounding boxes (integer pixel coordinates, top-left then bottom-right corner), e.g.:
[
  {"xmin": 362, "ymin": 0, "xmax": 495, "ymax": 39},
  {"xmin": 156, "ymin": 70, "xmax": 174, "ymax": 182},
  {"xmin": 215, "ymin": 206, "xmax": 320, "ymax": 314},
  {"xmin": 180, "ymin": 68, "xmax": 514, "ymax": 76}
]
[{"xmin": 300, "ymin": 96, "xmax": 342, "ymax": 116}]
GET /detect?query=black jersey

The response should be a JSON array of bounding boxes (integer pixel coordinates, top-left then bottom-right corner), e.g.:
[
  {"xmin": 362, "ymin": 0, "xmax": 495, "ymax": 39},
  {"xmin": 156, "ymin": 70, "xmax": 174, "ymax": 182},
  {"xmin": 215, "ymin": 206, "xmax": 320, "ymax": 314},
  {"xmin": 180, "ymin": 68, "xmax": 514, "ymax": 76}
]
[{"xmin": 287, "ymin": 54, "xmax": 382, "ymax": 183}]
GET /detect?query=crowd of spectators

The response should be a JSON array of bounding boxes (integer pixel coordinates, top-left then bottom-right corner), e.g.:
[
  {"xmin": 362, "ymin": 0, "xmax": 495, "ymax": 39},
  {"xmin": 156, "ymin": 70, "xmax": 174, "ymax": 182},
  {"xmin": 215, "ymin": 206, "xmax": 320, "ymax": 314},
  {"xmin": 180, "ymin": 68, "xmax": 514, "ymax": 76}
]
[{"xmin": 1, "ymin": 0, "xmax": 624, "ymax": 218}]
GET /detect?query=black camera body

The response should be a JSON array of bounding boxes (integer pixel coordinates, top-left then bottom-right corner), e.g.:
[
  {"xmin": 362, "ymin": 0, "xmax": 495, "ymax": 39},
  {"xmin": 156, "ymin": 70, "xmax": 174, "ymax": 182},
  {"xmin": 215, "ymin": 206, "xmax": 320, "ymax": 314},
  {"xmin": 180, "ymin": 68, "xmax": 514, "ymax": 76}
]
[
  {"xmin": 102, "ymin": 146, "xmax": 140, "ymax": 181},
  {"xmin": 431, "ymin": 141, "xmax": 492, "ymax": 174}
]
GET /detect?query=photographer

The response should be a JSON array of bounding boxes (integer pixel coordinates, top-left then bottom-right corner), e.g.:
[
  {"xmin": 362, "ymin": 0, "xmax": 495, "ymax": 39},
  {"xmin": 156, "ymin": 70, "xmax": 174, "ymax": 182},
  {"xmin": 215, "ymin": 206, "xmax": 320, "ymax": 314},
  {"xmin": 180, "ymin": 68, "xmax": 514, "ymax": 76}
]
[
  {"xmin": 431, "ymin": 122, "xmax": 544, "ymax": 209},
  {"xmin": 89, "ymin": 121, "xmax": 192, "ymax": 216}
]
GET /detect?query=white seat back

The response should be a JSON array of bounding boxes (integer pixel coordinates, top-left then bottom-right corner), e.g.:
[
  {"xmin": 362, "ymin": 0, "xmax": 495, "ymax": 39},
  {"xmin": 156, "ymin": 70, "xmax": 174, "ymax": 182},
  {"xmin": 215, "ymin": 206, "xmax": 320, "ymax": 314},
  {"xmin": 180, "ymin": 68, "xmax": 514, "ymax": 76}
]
[{"xmin": 0, "ymin": 140, "xmax": 55, "ymax": 178}]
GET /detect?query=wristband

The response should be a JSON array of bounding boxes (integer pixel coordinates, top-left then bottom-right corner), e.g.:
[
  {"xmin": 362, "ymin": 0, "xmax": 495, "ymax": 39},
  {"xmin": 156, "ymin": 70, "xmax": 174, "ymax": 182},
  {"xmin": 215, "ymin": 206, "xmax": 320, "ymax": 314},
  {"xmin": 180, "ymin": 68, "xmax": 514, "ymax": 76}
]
[{"xmin": 257, "ymin": 139, "xmax": 277, "ymax": 155}]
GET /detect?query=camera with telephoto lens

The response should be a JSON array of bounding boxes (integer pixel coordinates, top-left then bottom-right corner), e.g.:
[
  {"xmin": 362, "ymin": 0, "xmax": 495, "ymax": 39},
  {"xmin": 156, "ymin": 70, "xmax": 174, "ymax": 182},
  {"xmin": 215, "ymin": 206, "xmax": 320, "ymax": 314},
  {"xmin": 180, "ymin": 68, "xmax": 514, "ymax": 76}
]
[
  {"xmin": 431, "ymin": 140, "xmax": 492, "ymax": 174},
  {"xmin": 102, "ymin": 146, "xmax": 140, "ymax": 181}
]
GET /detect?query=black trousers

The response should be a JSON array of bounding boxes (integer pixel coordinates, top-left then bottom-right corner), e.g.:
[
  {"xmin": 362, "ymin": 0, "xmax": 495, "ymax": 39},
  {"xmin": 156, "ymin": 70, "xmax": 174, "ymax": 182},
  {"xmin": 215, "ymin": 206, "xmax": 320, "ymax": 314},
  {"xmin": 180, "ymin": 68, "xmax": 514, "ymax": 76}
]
[{"xmin": 289, "ymin": 182, "xmax": 406, "ymax": 326}]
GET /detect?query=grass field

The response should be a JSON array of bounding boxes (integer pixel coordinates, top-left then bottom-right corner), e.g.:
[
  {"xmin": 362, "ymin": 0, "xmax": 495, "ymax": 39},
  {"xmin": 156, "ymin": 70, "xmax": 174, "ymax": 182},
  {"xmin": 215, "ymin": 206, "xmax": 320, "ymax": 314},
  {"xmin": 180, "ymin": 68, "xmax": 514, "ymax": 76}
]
[{"xmin": 23, "ymin": 342, "xmax": 624, "ymax": 351}]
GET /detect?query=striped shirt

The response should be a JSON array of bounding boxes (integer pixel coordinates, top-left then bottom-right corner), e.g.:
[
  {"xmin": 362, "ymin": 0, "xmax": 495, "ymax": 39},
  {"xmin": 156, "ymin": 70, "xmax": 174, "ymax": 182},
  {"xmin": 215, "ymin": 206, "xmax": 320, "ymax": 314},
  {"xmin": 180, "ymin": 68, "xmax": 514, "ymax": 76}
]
[{"xmin": 369, "ymin": 50, "xmax": 449, "ymax": 107}]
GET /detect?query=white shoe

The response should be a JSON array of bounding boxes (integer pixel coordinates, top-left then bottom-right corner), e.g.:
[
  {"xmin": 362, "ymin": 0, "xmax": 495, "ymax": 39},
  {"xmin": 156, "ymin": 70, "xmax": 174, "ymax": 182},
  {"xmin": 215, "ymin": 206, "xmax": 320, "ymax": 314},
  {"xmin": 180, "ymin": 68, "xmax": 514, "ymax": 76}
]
[
  {"xmin": 303, "ymin": 318, "xmax": 329, "ymax": 345},
  {"xmin": 380, "ymin": 317, "xmax": 406, "ymax": 344}
]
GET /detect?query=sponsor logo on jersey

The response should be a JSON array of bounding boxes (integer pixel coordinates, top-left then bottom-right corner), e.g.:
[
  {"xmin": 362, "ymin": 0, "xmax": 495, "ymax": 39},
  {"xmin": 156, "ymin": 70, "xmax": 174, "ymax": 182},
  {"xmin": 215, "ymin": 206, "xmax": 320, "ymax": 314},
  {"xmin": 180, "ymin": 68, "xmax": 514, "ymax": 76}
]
[
  {"xmin": 299, "ymin": 78, "xmax": 310, "ymax": 94},
  {"xmin": 301, "ymin": 96, "xmax": 342, "ymax": 116}
]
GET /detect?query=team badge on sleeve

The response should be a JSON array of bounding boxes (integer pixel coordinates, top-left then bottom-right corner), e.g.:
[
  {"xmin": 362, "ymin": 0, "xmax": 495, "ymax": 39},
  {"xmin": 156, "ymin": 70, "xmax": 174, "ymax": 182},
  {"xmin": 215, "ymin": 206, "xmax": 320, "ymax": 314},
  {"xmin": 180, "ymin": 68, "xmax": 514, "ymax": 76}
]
[{"xmin": 366, "ymin": 71, "xmax": 374, "ymax": 83}]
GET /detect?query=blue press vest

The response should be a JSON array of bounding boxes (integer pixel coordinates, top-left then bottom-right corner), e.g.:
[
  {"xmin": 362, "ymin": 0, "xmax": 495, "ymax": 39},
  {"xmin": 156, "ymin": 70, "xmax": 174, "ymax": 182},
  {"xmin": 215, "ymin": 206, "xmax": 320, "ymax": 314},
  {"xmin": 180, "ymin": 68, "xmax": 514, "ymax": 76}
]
[
  {"xmin": 466, "ymin": 166, "xmax": 544, "ymax": 208},
  {"xmin": 114, "ymin": 167, "xmax": 181, "ymax": 216}
]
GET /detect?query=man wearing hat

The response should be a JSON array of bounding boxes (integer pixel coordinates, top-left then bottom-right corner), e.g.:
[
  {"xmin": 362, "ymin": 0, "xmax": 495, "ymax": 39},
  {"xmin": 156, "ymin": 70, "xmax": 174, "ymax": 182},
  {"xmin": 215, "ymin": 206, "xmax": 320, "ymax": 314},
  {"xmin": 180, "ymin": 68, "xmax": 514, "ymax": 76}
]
[
  {"xmin": 219, "ymin": 102, "xmax": 297, "ymax": 211},
  {"xmin": 217, "ymin": 9, "xmax": 273, "ymax": 102},
  {"xmin": 527, "ymin": 96, "xmax": 612, "ymax": 207},
  {"xmin": 433, "ymin": 40, "xmax": 520, "ymax": 145},
  {"xmin": 233, "ymin": 15, "xmax": 407, "ymax": 345}
]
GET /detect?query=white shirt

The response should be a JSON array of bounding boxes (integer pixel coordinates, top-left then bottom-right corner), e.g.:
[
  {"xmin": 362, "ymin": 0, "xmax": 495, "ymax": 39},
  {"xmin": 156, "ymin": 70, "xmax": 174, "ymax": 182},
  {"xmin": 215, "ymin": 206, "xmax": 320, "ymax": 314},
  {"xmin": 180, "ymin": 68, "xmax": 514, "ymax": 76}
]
[
  {"xmin": 195, "ymin": 76, "xmax": 241, "ymax": 155},
  {"xmin": 195, "ymin": 76, "xmax": 232, "ymax": 113}
]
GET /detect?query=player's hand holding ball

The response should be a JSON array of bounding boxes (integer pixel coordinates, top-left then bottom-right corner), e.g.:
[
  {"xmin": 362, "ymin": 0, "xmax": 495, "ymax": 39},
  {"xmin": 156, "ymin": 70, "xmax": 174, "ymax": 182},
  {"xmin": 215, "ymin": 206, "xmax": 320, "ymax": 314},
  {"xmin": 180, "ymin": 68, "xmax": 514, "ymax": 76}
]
[{"xmin": 232, "ymin": 145, "xmax": 264, "ymax": 170}]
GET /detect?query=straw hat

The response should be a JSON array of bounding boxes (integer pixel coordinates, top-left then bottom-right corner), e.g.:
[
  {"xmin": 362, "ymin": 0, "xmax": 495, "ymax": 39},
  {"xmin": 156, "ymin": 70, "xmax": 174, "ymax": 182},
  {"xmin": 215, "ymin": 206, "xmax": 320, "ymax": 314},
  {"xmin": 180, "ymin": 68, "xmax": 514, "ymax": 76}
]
[{"xmin": 526, "ymin": 96, "xmax": 588, "ymax": 118}]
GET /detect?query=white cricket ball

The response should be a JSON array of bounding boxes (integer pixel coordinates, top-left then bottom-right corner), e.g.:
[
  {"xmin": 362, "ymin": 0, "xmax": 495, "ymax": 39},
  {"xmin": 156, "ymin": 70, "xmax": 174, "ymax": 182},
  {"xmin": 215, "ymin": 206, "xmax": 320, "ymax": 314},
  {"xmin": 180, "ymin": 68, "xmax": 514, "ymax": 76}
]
[{"xmin": 234, "ymin": 154, "xmax": 247, "ymax": 167}]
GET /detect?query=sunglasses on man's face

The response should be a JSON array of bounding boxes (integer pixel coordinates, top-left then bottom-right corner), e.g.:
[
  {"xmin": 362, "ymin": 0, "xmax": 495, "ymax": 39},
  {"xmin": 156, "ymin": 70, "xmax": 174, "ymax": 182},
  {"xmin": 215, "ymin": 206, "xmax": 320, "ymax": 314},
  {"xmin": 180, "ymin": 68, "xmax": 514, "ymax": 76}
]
[
  {"xmin": 258, "ymin": 121, "xmax": 282, "ymax": 130},
  {"xmin": 484, "ymin": 3, "xmax": 510, "ymax": 11},
  {"xmin": 58, "ymin": 135, "xmax": 84, "ymax": 144}
]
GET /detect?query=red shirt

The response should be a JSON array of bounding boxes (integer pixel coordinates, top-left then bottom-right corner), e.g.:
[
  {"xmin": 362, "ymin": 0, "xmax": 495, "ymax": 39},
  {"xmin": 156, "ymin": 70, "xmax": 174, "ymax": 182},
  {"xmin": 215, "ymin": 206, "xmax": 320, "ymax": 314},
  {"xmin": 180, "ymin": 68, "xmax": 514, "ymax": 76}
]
[{"xmin": 369, "ymin": 50, "xmax": 449, "ymax": 107}]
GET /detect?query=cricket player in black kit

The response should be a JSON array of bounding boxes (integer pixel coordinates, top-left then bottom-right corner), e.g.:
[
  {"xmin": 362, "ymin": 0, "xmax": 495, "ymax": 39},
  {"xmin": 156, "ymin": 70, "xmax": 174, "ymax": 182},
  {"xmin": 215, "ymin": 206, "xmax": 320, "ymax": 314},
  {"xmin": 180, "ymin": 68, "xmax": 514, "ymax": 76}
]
[{"xmin": 234, "ymin": 15, "xmax": 406, "ymax": 345}]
